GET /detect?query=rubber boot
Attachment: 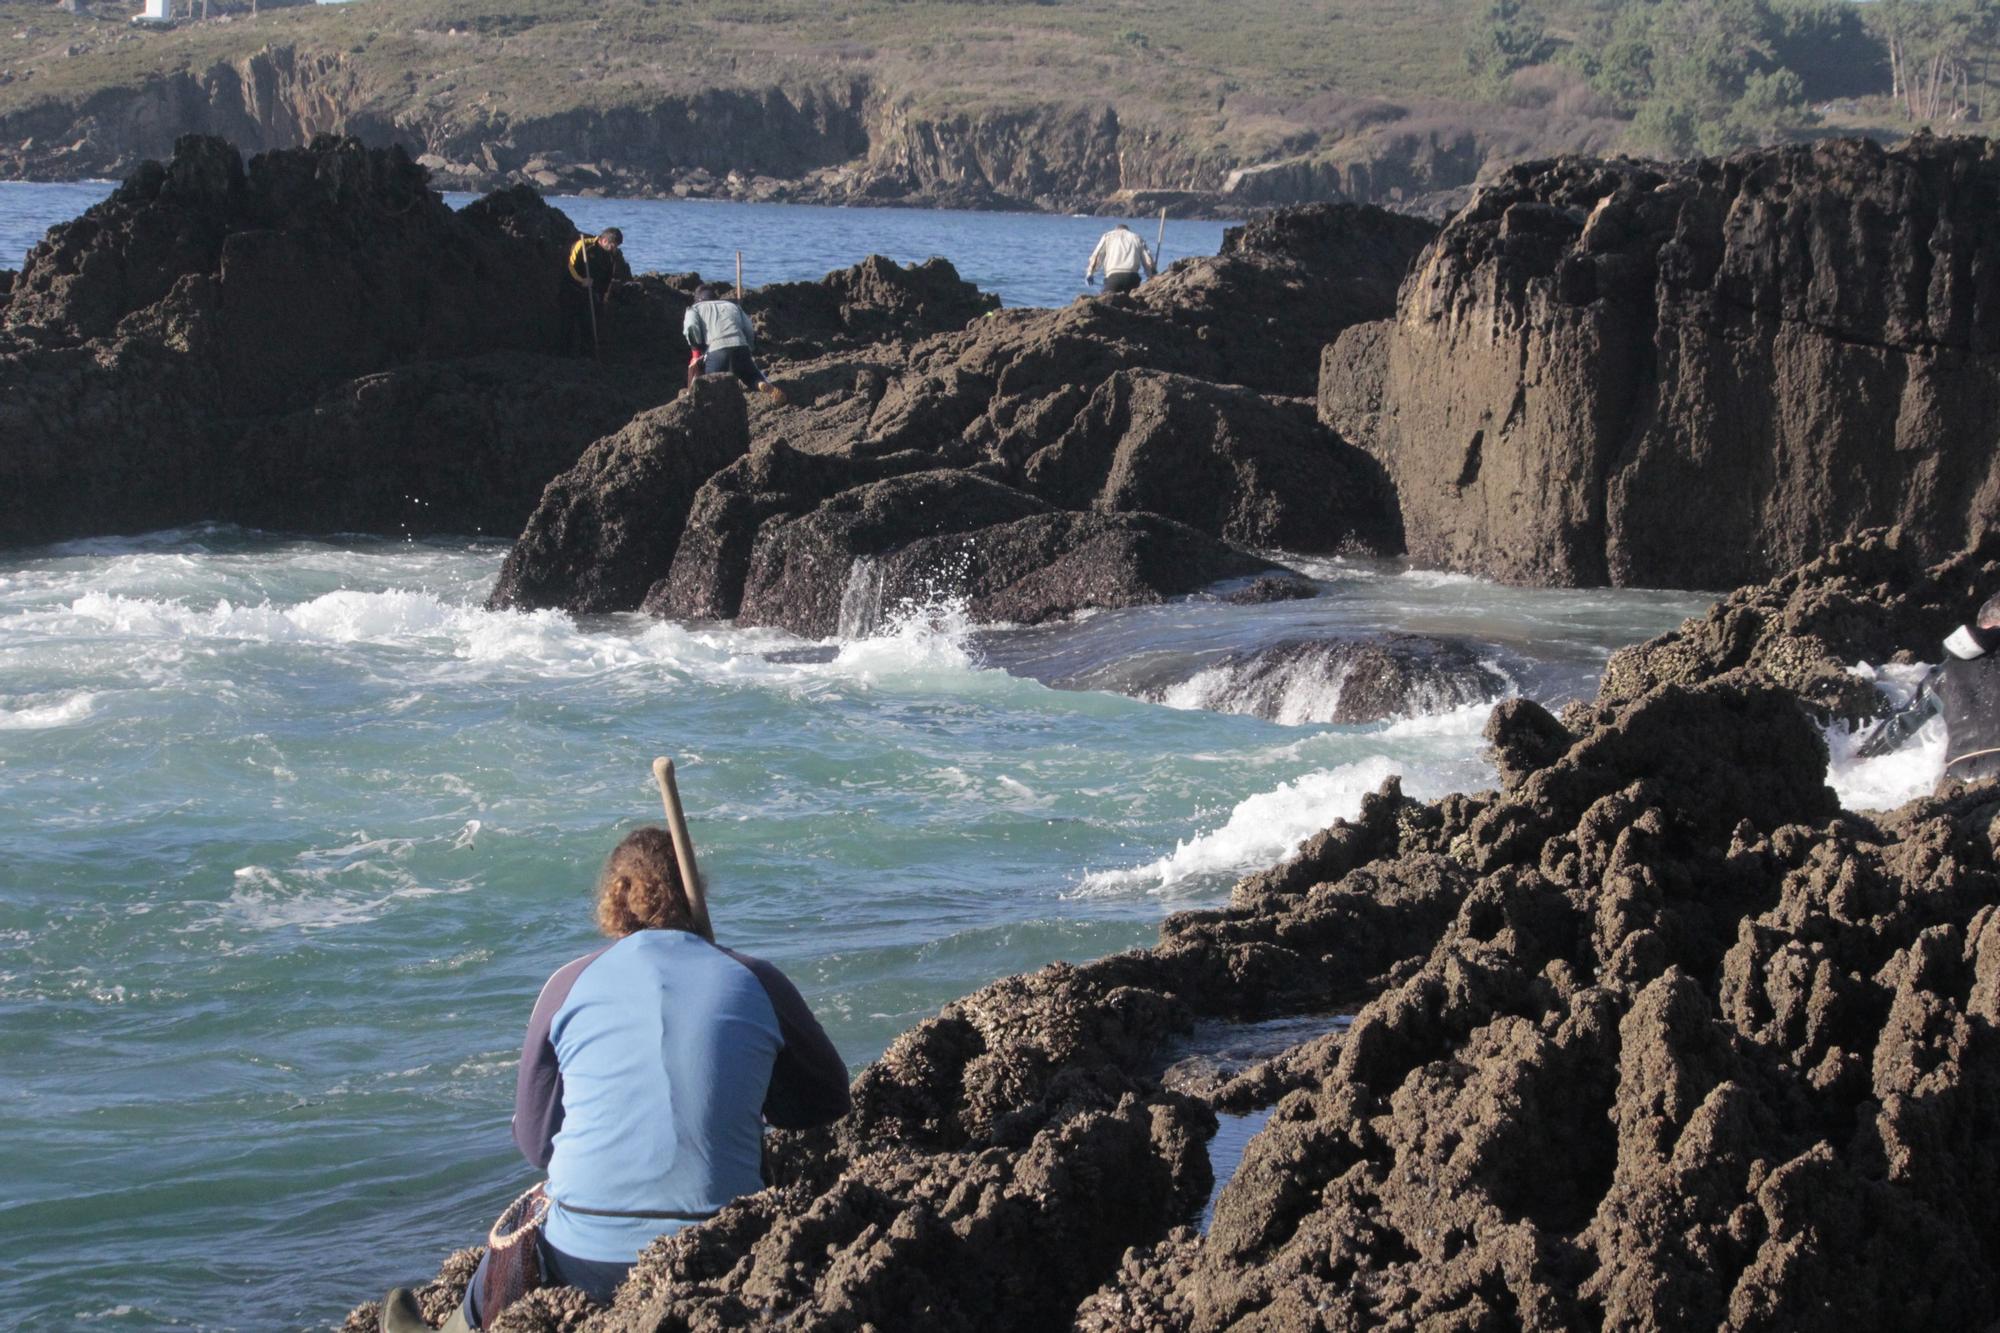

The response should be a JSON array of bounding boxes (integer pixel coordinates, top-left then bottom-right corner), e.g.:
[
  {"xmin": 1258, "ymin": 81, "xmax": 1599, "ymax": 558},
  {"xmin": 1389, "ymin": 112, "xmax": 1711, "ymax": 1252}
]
[{"xmin": 380, "ymin": 1286, "xmax": 475, "ymax": 1333}]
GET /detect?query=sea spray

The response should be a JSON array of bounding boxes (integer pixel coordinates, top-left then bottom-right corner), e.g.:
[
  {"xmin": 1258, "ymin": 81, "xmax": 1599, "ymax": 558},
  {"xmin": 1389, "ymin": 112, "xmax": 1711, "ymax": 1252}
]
[
  {"xmin": 1076, "ymin": 704, "xmax": 1498, "ymax": 896},
  {"xmin": 1823, "ymin": 660, "xmax": 1948, "ymax": 810},
  {"xmin": 836, "ymin": 558, "xmax": 886, "ymax": 639}
]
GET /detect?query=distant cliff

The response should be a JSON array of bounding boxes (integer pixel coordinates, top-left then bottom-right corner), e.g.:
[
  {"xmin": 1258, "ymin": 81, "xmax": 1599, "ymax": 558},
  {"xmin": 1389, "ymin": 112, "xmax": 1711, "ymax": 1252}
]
[{"xmin": 0, "ymin": 40, "xmax": 1618, "ymax": 214}]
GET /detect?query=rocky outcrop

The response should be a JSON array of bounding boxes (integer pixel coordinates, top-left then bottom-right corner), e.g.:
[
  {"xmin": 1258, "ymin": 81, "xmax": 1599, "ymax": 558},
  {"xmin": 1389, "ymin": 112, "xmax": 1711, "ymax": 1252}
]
[
  {"xmin": 486, "ymin": 379, "xmax": 751, "ymax": 614},
  {"xmin": 860, "ymin": 202, "xmax": 1433, "ymax": 462},
  {"xmin": 0, "ymin": 134, "xmax": 997, "ymax": 550},
  {"xmin": 642, "ymin": 439, "xmax": 936, "ymax": 623},
  {"xmin": 0, "ymin": 134, "xmax": 655, "ymax": 546},
  {"xmin": 502, "ymin": 201, "xmax": 1426, "ymax": 631},
  {"xmin": 684, "ymin": 467, "xmax": 1275, "ymax": 638},
  {"xmin": 1021, "ymin": 370, "xmax": 1399, "ymax": 553},
  {"xmin": 741, "ymin": 255, "xmax": 1000, "ymax": 361},
  {"xmin": 1597, "ymin": 525, "xmax": 2000, "ymax": 722},
  {"xmin": 1323, "ymin": 136, "xmax": 2000, "ymax": 588}
]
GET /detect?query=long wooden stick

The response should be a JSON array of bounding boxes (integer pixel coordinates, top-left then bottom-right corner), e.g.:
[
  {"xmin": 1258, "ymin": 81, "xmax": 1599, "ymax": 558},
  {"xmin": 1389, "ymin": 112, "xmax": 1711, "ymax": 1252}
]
[
  {"xmin": 652, "ymin": 756, "xmax": 714, "ymax": 941},
  {"xmin": 735, "ymin": 250, "xmax": 744, "ymax": 300},
  {"xmin": 1155, "ymin": 206, "xmax": 1168, "ymax": 272}
]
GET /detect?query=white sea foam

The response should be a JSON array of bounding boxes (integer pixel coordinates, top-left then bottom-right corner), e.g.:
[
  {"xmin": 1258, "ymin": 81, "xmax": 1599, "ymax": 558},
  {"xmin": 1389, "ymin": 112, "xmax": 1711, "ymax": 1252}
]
[
  {"xmin": 0, "ymin": 691, "xmax": 96, "ymax": 729},
  {"xmin": 1826, "ymin": 661, "xmax": 1946, "ymax": 811},
  {"xmin": 829, "ymin": 594, "xmax": 981, "ymax": 681},
  {"xmin": 1157, "ymin": 647, "xmax": 1509, "ymax": 727},
  {"xmin": 1076, "ymin": 754, "xmax": 1408, "ymax": 897}
]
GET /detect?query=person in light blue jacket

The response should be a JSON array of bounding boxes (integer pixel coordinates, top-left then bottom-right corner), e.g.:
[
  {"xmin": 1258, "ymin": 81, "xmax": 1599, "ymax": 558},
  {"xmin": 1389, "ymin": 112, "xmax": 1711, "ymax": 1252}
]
[
  {"xmin": 380, "ymin": 827, "xmax": 849, "ymax": 1331},
  {"xmin": 682, "ymin": 284, "xmax": 789, "ymax": 404}
]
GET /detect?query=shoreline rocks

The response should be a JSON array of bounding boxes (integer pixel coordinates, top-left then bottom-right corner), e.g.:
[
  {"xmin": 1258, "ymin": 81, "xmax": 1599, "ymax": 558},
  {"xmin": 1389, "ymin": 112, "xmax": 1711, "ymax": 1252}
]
[
  {"xmin": 480, "ymin": 200, "xmax": 1430, "ymax": 633},
  {"xmin": 0, "ymin": 134, "xmax": 1000, "ymax": 550},
  {"xmin": 1322, "ymin": 136, "xmax": 2000, "ymax": 589}
]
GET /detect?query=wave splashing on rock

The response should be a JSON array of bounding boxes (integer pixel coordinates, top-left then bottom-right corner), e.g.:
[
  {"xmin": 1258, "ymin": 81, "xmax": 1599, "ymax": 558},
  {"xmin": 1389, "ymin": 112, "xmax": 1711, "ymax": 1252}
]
[{"xmin": 1155, "ymin": 632, "xmax": 1512, "ymax": 726}]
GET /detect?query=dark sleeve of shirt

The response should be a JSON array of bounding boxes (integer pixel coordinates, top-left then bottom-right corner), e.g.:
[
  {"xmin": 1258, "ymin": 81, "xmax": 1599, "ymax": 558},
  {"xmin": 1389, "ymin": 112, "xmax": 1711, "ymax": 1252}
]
[
  {"xmin": 586, "ymin": 247, "xmax": 625, "ymax": 292},
  {"xmin": 726, "ymin": 948, "xmax": 852, "ymax": 1129},
  {"xmin": 511, "ymin": 947, "xmax": 608, "ymax": 1168}
]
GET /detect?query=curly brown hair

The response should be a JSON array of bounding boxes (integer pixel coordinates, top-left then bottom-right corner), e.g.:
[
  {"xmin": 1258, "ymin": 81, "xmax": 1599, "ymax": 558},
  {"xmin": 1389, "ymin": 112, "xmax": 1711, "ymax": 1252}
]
[{"xmin": 595, "ymin": 826, "xmax": 695, "ymax": 938}]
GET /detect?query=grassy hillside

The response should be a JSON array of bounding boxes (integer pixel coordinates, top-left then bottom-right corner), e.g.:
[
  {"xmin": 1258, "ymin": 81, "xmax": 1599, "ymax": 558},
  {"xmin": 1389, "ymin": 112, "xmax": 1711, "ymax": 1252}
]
[{"xmin": 0, "ymin": 0, "xmax": 1981, "ymax": 186}]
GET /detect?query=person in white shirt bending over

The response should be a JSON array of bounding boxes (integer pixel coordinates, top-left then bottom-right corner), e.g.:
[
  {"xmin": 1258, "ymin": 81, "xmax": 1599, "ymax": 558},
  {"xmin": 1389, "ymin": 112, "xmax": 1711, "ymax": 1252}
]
[
  {"xmin": 683, "ymin": 284, "xmax": 788, "ymax": 405},
  {"xmin": 1084, "ymin": 222, "xmax": 1157, "ymax": 295}
]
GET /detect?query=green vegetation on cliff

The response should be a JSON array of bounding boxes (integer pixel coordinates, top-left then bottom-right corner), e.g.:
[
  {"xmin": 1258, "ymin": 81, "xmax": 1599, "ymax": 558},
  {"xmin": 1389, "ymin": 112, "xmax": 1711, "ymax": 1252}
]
[{"xmin": 0, "ymin": 0, "xmax": 1989, "ymax": 202}]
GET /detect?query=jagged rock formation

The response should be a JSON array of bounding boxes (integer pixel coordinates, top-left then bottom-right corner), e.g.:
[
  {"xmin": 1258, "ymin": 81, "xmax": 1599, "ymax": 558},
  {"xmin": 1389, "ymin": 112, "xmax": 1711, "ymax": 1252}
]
[
  {"xmin": 1322, "ymin": 136, "xmax": 2000, "ymax": 589},
  {"xmin": 0, "ymin": 134, "xmax": 649, "ymax": 545},
  {"xmin": 1596, "ymin": 526, "xmax": 2000, "ymax": 723},
  {"xmin": 1022, "ymin": 370, "xmax": 1400, "ymax": 553},
  {"xmin": 352, "ymin": 536, "xmax": 2000, "ymax": 1333},
  {"xmin": 491, "ymin": 202, "xmax": 1427, "ymax": 631},
  {"xmin": 0, "ymin": 134, "xmax": 996, "ymax": 549},
  {"xmin": 486, "ymin": 379, "xmax": 752, "ymax": 615}
]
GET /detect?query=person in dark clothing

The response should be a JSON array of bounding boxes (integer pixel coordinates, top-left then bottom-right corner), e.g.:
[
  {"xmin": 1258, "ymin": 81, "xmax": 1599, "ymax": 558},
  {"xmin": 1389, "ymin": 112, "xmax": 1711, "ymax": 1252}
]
[
  {"xmin": 1859, "ymin": 591, "xmax": 2000, "ymax": 781},
  {"xmin": 683, "ymin": 283, "xmax": 787, "ymax": 403},
  {"xmin": 562, "ymin": 228, "xmax": 629, "ymax": 357},
  {"xmin": 379, "ymin": 827, "xmax": 849, "ymax": 1332}
]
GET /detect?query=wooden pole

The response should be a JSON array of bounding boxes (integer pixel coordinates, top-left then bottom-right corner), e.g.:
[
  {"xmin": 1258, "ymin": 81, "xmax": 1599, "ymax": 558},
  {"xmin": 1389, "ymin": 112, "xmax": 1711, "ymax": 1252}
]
[
  {"xmin": 651, "ymin": 756, "xmax": 715, "ymax": 942},
  {"xmin": 734, "ymin": 250, "xmax": 744, "ymax": 300},
  {"xmin": 1155, "ymin": 206, "xmax": 1168, "ymax": 273}
]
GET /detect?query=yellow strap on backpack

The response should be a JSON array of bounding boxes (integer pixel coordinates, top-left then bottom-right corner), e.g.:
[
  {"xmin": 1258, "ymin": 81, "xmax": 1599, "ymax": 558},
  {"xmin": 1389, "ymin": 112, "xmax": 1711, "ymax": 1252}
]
[{"xmin": 568, "ymin": 236, "xmax": 596, "ymax": 286}]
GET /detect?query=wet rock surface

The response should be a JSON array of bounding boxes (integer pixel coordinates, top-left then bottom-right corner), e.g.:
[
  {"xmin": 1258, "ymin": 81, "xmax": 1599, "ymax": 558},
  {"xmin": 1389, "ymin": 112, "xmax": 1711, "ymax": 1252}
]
[
  {"xmin": 357, "ymin": 537, "xmax": 2000, "ymax": 1333},
  {"xmin": 1149, "ymin": 632, "xmax": 1510, "ymax": 725},
  {"xmin": 1324, "ymin": 136, "xmax": 2000, "ymax": 588}
]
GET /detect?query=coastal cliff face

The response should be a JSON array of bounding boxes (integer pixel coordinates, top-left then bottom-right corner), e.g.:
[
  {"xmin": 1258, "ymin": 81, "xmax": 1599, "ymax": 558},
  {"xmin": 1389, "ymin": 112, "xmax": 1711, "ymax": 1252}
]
[
  {"xmin": 1321, "ymin": 136, "xmax": 2000, "ymax": 588},
  {"xmin": 0, "ymin": 49, "xmax": 1594, "ymax": 213}
]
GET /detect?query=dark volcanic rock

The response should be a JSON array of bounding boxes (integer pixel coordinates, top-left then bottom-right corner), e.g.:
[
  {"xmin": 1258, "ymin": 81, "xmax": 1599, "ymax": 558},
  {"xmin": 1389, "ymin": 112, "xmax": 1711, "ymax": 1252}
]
[
  {"xmin": 642, "ymin": 438, "xmax": 937, "ymax": 622},
  {"xmin": 486, "ymin": 378, "xmax": 751, "ymax": 614},
  {"xmin": 1218, "ymin": 574, "xmax": 1319, "ymax": 605},
  {"xmin": 856, "ymin": 202, "xmax": 1435, "ymax": 476},
  {"xmin": 1022, "ymin": 369, "xmax": 1401, "ymax": 553},
  {"xmin": 1323, "ymin": 136, "xmax": 2000, "ymax": 588},
  {"xmin": 1484, "ymin": 695, "xmax": 1575, "ymax": 791},
  {"xmin": 0, "ymin": 135, "xmax": 664, "ymax": 547},
  {"xmin": 227, "ymin": 353, "xmax": 649, "ymax": 540},
  {"xmin": 862, "ymin": 510, "xmax": 1278, "ymax": 632},
  {"xmin": 1152, "ymin": 633, "xmax": 1509, "ymax": 725},
  {"xmin": 733, "ymin": 469, "xmax": 1052, "ymax": 636},
  {"xmin": 0, "ymin": 136, "xmax": 1008, "ymax": 551},
  {"xmin": 1599, "ymin": 525, "xmax": 2000, "ymax": 722},
  {"xmin": 744, "ymin": 254, "xmax": 1000, "ymax": 360},
  {"xmin": 726, "ymin": 469, "xmax": 1274, "ymax": 637},
  {"xmin": 1139, "ymin": 202, "xmax": 1439, "ymax": 399}
]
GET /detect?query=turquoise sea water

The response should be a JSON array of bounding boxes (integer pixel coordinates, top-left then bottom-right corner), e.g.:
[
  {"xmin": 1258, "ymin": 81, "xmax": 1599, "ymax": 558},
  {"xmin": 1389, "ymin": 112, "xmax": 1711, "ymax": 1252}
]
[
  {"xmin": 0, "ymin": 527, "xmax": 1715, "ymax": 1330},
  {"xmin": 2, "ymin": 180, "xmax": 1910, "ymax": 1331}
]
